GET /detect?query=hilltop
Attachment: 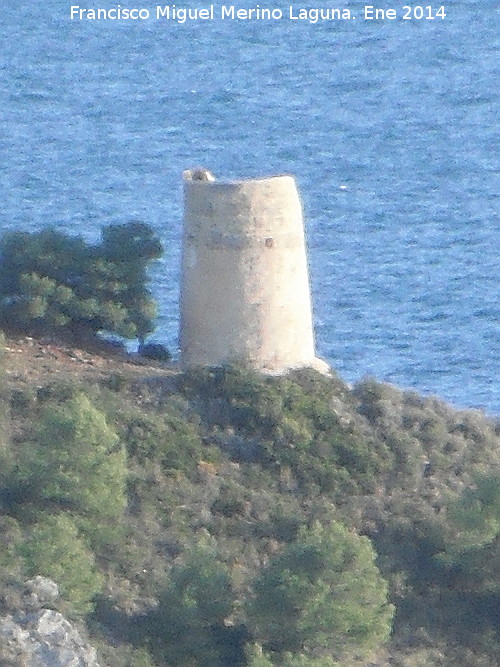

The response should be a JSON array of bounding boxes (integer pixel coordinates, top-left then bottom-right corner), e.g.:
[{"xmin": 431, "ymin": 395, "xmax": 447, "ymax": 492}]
[
  {"xmin": 2, "ymin": 334, "xmax": 176, "ymax": 389},
  {"xmin": 1, "ymin": 333, "xmax": 500, "ymax": 666}
]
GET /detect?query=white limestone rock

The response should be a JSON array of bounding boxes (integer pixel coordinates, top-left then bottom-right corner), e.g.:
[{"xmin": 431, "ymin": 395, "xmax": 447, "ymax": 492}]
[{"xmin": 0, "ymin": 579, "xmax": 100, "ymax": 667}]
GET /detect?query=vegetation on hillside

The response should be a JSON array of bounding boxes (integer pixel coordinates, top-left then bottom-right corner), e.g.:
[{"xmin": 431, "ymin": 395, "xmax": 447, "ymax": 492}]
[
  {"xmin": 0, "ymin": 225, "xmax": 499, "ymax": 665},
  {"xmin": 1, "ymin": 340, "xmax": 499, "ymax": 666}
]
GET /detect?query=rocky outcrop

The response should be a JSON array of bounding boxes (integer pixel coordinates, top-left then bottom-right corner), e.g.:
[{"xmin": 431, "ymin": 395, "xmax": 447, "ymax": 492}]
[{"xmin": 0, "ymin": 577, "xmax": 100, "ymax": 667}]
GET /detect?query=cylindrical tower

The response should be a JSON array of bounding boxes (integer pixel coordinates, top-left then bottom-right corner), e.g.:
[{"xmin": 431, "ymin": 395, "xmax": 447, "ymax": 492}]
[{"xmin": 180, "ymin": 169, "xmax": 328, "ymax": 374}]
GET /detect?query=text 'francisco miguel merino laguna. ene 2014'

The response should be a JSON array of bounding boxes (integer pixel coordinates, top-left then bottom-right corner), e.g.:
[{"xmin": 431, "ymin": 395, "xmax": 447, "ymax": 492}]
[{"xmin": 70, "ymin": 5, "xmax": 356, "ymax": 23}]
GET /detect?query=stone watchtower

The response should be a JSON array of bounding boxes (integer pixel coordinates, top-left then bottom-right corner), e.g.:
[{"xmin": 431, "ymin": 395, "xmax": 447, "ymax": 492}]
[{"xmin": 180, "ymin": 169, "xmax": 328, "ymax": 374}]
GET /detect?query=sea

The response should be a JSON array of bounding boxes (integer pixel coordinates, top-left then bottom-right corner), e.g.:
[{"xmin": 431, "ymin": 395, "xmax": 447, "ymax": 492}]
[{"xmin": 1, "ymin": 1, "xmax": 498, "ymax": 414}]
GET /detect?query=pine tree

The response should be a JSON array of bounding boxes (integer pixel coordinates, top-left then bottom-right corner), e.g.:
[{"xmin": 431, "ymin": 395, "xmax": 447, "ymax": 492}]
[
  {"xmin": 247, "ymin": 521, "xmax": 394, "ymax": 663},
  {"xmin": 0, "ymin": 223, "xmax": 162, "ymax": 342}
]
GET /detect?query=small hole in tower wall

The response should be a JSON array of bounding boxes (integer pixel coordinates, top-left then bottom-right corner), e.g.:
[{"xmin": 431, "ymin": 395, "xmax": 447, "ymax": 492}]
[{"xmin": 265, "ymin": 238, "xmax": 274, "ymax": 248}]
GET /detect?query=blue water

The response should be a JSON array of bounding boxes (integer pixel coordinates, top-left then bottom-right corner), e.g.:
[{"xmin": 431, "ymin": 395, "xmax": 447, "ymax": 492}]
[{"xmin": 1, "ymin": 1, "xmax": 499, "ymax": 413}]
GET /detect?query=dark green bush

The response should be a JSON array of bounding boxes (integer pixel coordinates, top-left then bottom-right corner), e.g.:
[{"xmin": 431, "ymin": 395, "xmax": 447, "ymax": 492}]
[
  {"xmin": 106, "ymin": 372, "xmax": 131, "ymax": 393},
  {"xmin": 212, "ymin": 481, "xmax": 249, "ymax": 518},
  {"xmin": 0, "ymin": 223, "xmax": 162, "ymax": 342},
  {"xmin": 122, "ymin": 408, "xmax": 218, "ymax": 475},
  {"xmin": 37, "ymin": 380, "xmax": 81, "ymax": 404},
  {"xmin": 144, "ymin": 541, "xmax": 242, "ymax": 666}
]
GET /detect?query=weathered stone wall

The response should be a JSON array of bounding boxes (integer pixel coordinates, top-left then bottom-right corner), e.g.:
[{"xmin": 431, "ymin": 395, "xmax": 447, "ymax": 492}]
[{"xmin": 180, "ymin": 171, "xmax": 328, "ymax": 374}]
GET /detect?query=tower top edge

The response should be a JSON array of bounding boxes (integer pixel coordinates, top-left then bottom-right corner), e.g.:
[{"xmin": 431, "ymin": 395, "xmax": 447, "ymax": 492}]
[{"xmin": 182, "ymin": 168, "xmax": 296, "ymax": 186}]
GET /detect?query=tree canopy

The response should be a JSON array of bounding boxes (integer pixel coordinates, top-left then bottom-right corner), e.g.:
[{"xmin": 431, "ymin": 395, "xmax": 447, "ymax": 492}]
[
  {"xmin": 246, "ymin": 521, "xmax": 394, "ymax": 663},
  {"xmin": 19, "ymin": 514, "xmax": 104, "ymax": 614},
  {"xmin": 14, "ymin": 393, "xmax": 127, "ymax": 522},
  {"xmin": 145, "ymin": 541, "xmax": 239, "ymax": 666},
  {"xmin": 0, "ymin": 222, "xmax": 162, "ymax": 342}
]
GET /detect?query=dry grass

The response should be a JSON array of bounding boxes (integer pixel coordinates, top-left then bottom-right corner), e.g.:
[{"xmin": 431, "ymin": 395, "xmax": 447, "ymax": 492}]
[{"xmin": 2, "ymin": 334, "xmax": 178, "ymax": 391}]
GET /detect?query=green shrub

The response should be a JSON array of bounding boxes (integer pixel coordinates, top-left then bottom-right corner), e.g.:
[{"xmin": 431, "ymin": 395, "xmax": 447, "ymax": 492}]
[
  {"xmin": 144, "ymin": 540, "xmax": 240, "ymax": 666},
  {"xmin": 245, "ymin": 644, "xmax": 274, "ymax": 667},
  {"xmin": 211, "ymin": 481, "xmax": 249, "ymax": 518},
  {"xmin": 448, "ymin": 473, "xmax": 500, "ymax": 548},
  {"xmin": 19, "ymin": 514, "xmax": 103, "ymax": 614},
  {"xmin": 106, "ymin": 372, "xmax": 131, "ymax": 393},
  {"xmin": 180, "ymin": 366, "xmax": 389, "ymax": 496},
  {"xmin": 123, "ymin": 407, "xmax": 217, "ymax": 475},
  {"xmin": 246, "ymin": 521, "xmax": 394, "ymax": 662},
  {"xmin": 14, "ymin": 394, "xmax": 127, "ymax": 526}
]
